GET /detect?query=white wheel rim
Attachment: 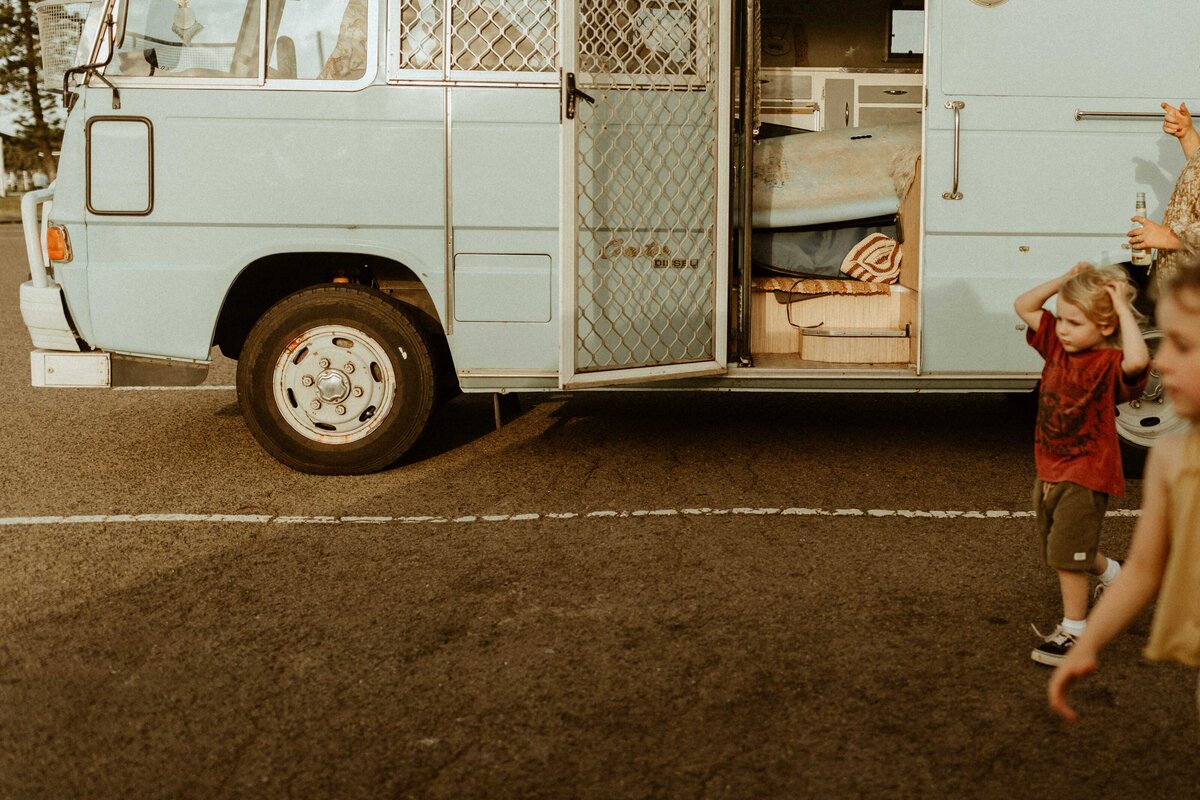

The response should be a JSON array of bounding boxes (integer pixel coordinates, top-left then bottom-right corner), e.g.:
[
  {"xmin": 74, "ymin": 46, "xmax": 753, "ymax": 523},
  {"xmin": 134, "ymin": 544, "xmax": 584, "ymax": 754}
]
[
  {"xmin": 1116, "ymin": 330, "xmax": 1188, "ymax": 448},
  {"xmin": 271, "ymin": 324, "xmax": 397, "ymax": 444}
]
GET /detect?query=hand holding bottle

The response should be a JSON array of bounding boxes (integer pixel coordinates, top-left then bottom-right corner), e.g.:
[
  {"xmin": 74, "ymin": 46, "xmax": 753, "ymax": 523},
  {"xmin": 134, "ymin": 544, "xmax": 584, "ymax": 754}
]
[{"xmin": 1128, "ymin": 215, "xmax": 1181, "ymax": 252}]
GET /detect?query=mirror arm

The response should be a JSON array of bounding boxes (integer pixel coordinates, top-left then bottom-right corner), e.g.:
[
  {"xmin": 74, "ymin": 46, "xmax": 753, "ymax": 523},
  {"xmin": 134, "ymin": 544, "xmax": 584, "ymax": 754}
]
[{"xmin": 64, "ymin": 14, "xmax": 120, "ymax": 110}]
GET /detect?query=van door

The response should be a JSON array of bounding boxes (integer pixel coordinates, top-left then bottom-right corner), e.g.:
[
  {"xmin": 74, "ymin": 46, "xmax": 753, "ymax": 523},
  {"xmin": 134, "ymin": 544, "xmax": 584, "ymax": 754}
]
[
  {"xmin": 559, "ymin": 0, "xmax": 731, "ymax": 388},
  {"xmin": 922, "ymin": 0, "xmax": 1197, "ymax": 374}
]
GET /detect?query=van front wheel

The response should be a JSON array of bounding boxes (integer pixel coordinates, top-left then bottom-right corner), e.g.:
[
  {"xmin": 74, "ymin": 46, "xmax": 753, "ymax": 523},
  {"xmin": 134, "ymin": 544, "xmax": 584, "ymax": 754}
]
[{"xmin": 236, "ymin": 285, "xmax": 436, "ymax": 474}]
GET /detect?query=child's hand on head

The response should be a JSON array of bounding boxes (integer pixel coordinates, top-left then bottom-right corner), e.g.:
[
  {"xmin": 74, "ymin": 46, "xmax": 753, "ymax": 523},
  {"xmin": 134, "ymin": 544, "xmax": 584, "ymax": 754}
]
[
  {"xmin": 1162, "ymin": 101, "xmax": 1193, "ymax": 139},
  {"xmin": 1103, "ymin": 281, "xmax": 1131, "ymax": 310}
]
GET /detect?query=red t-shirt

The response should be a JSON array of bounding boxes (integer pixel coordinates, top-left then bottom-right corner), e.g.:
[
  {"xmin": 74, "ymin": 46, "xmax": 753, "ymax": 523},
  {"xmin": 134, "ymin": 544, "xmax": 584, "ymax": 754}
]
[{"xmin": 1027, "ymin": 309, "xmax": 1148, "ymax": 496}]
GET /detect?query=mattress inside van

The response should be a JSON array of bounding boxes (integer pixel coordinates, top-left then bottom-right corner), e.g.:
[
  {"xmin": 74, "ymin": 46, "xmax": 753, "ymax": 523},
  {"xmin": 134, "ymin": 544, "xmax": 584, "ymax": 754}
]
[{"xmin": 751, "ymin": 122, "xmax": 921, "ymax": 229}]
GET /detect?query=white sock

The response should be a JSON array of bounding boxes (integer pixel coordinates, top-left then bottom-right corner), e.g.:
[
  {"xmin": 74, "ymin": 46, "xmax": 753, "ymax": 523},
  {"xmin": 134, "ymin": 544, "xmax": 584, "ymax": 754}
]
[
  {"xmin": 1061, "ymin": 617, "xmax": 1087, "ymax": 638},
  {"xmin": 1100, "ymin": 557, "xmax": 1122, "ymax": 586}
]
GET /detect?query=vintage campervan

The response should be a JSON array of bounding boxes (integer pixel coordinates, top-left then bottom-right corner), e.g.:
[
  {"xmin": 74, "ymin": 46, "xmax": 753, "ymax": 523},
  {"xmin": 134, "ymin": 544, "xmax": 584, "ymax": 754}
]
[{"xmin": 18, "ymin": 0, "xmax": 1189, "ymax": 472}]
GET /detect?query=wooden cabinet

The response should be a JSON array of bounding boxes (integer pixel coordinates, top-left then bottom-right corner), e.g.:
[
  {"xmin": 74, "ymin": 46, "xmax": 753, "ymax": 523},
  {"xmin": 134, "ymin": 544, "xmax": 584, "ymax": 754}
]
[{"xmin": 760, "ymin": 68, "xmax": 923, "ymax": 132}]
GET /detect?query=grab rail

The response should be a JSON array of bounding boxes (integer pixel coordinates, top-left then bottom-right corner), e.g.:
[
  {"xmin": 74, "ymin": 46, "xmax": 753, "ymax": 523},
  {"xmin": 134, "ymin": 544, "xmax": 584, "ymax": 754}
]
[
  {"xmin": 1074, "ymin": 110, "xmax": 1165, "ymax": 122},
  {"xmin": 22, "ymin": 183, "xmax": 56, "ymax": 289},
  {"xmin": 943, "ymin": 100, "xmax": 964, "ymax": 200}
]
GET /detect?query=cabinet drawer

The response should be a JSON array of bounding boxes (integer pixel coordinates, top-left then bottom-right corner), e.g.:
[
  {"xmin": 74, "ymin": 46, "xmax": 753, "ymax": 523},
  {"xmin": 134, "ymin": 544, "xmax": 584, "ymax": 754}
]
[
  {"xmin": 858, "ymin": 84, "xmax": 920, "ymax": 105},
  {"xmin": 760, "ymin": 72, "xmax": 813, "ymax": 101},
  {"xmin": 859, "ymin": 107, "xmax": 923, "ymax": 126}
]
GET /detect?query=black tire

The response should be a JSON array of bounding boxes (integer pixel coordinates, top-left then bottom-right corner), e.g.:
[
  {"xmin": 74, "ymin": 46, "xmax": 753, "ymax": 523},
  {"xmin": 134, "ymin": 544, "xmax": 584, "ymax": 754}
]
[
  {"xmin": 1115, "ymin": 329, "xmax": 1188, "ymax": 479},
  {"xmin": 236, "ymin": 285, "xmax": 436, "ymax": 474}
]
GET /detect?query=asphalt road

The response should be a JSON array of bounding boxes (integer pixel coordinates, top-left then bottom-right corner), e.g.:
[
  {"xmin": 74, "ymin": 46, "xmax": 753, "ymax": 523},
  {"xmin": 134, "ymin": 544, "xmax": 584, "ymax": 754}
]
[{"xmin": 1, "ymin": 225, "xmax": 1197, "ymax": 798}]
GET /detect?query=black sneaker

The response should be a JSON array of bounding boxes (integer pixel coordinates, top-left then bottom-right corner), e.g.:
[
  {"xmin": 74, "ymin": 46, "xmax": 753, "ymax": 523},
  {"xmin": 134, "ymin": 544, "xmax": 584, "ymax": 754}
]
[{"xmin": 1031, "ymin": 624, "xmax": 1076, "ymax": 666}]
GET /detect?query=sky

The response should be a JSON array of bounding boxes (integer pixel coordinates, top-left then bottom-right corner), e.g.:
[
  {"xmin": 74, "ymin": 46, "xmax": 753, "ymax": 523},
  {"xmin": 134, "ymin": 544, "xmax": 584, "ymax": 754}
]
[{"xmin": 2, "ymin": 102, "xmax": 20, "ymax": 137}]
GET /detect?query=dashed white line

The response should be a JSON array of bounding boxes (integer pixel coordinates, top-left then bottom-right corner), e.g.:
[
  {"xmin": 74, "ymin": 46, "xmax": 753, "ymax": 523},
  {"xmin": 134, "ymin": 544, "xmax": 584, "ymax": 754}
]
[
  {"xmin": 113, "ymin": 385, "xmax": 236, "ymax": 391},
  {"xmin": 0, "ymin": 506, "xmax": 1141, "ymax": 527}
]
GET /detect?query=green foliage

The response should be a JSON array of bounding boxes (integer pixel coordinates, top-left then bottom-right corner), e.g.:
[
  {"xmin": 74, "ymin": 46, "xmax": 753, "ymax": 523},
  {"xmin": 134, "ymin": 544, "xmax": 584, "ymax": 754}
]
[{"xmin": 0, "ymin": 0, "xmax": 64, "ymax": 175}]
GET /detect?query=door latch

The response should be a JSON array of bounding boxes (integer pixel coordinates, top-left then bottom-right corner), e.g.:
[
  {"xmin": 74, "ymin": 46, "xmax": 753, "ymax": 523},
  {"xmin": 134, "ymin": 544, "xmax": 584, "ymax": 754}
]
[{"xmin": 565, "ymin": 72, "xmax": 595, "ymax": 120}]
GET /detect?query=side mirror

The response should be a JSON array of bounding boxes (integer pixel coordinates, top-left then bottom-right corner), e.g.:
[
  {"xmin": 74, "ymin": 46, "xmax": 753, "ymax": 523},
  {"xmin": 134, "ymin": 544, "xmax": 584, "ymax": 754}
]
[{"xmin": 114, "ymin": 0, "xmax": 129, "ymax": 49}]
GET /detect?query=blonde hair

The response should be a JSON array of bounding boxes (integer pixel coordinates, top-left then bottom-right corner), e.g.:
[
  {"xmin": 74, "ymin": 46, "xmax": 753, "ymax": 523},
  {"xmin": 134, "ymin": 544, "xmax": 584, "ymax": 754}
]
[{"xmin": 1060, "ymin": 262, "xmax": 1144, "ymax": 344}]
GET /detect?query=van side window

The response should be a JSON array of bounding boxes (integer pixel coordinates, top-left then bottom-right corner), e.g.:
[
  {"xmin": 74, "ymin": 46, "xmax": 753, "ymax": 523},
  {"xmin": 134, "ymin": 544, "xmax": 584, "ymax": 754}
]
[
  {"xmin": 396, "ymin": 0, "xmax": 557, "ymax": 74},
  {"xmin": 580, "ymin": 0, "xmax": 703, "ymax": 80},
  {"xmin": 270, "ymin": 0, "xmax": 368, "ymax": 80},
  {"xmin": 110, "ymin": 0, "xmax": 262, "ymax": 78},
  {"xmin": 451, "ymin": 0, "xmax": 557, "ymax": 72}
]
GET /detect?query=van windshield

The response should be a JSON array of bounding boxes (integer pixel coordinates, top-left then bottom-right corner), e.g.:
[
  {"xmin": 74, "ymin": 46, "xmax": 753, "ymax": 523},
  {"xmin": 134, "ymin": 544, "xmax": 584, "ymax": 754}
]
[{"xmin": 108, "ymin": 0, "xmax": 262, "ymax": 78}]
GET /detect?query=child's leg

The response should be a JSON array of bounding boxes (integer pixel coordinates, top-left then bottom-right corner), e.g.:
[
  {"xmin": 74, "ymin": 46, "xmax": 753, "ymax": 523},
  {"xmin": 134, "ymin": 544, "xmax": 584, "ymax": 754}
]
[{"xmin": 1057, "ymin": 568, "xmax": 1091, "ymax": 620}]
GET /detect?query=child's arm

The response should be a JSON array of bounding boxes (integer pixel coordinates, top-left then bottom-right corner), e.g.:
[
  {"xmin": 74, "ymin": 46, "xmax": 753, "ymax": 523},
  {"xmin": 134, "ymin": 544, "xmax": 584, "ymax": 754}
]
[
  {"xmin": 1106, "ymin": 283, "xmax": 1151, "ymax": 376},
  {"xmin": 1014, "ymin": 263, "xmax": 1089, "ymax": 331},
  {"xmin": 1047, "ymin": 437, "xmax": 1179, "ymax": 721},
  {"xmin": 1162, "ymin": 101, "xmax": 1200, "ymax": 159}
]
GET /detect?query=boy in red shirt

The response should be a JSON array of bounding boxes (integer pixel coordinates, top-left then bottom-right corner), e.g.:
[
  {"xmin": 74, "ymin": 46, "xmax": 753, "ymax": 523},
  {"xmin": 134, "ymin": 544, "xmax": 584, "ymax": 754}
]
[{"xmin": 1014, "ymin": 262, "xmax": 1151, "ymax": 665}]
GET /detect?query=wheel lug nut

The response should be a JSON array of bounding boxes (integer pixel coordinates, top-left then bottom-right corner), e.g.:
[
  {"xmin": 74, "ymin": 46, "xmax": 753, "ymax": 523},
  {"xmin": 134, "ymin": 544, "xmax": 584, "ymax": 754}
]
[
  {"xmin": 301, "ymin": 375, "xmax": 314, "ymax": 387},
  {"xmin": 336, "ymin": 405, "xmax": 346, "ymax": 415},
  {"xmin": 353, "ymin": 387, "xmax": 364, "ymax": 398},
  {"xmin": 319, "ymin": 358, "xmax": 330, "ymax": 369},
  {"xmin": 310, "ymin": 400, "xmax": 321, "ymax": 410},
  {"xmin": 344, "ymin": 363, "xmax": 355, "ymax": 374}
]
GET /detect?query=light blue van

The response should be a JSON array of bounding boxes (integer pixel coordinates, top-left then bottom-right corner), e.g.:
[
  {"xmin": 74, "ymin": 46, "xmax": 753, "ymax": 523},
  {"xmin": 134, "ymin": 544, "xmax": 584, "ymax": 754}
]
[{"xmin": 19, "ymin": 0, "xmax": 1187, "ymax": 472}]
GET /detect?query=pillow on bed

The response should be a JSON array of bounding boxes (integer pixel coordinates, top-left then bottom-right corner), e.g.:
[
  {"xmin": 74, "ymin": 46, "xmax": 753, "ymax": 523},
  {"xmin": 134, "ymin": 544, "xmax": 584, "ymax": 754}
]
[
  {"xmin": 839, "ymin": 233, "xmax": 901, "ymax": 284},
  {"xmin": 751, "ymin": 224, "xmax": 896, "ymax": 277}
]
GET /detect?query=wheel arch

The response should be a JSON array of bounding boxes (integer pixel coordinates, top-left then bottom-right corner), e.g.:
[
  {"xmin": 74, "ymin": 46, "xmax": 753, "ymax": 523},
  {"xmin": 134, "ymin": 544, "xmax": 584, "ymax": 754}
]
[
  {"xmin": 214, "ymin": 252, "xmax": 434, "ymax": 343},
  {"xmin": 213, "ymin": 251, "xmax": 458, "ymax": 399}
]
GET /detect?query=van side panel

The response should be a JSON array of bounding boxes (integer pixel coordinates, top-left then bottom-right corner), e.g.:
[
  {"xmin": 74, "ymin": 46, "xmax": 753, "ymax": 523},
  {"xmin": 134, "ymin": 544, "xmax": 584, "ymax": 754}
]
[
  {"xmin": 447, "ymin": 86, "xmax": 560, "ymax": 371},
  {"xmin": 83, "ymin": 85, "xmax": 446, "ymax": 360},
  {"xmin": 922, "ymin": 0, "xmax": 1197, "ymax": 374}
]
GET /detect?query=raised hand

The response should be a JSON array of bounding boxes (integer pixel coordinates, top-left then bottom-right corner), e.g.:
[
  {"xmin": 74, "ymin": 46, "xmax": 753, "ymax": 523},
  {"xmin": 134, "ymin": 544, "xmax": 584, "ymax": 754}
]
[{"xmin": 1162, "ymin": 101, "xmax": 1194, "ymax": 139}]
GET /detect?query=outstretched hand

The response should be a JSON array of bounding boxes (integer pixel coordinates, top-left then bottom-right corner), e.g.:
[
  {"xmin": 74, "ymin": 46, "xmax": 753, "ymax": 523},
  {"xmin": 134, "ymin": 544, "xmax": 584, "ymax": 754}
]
[
  {"xmin": 1047, "ymin": 651, "xmax": 1098, "ymax": 722},
  {"xmin": 1163, "ymin": 101, "xmax": 1194, "ymax": 139}
]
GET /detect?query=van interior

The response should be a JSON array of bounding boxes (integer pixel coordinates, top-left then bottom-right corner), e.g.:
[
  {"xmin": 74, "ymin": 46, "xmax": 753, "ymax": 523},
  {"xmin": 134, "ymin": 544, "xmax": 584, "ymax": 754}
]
[{"xmin": 743, "ymin": 0, "xmax": 924, "ymax": 371}]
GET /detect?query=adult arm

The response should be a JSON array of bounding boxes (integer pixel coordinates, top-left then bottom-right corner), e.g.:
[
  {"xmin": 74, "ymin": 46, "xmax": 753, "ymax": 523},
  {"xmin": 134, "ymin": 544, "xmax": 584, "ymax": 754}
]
[
  {"xmin": 1046, "ymin": 437, "xmax": 1179, "ymax": 721},
  {"xmin": 1127, "ymin": 103, "xmax": 1200, "ymax": 252},
  {"xmin": 1163, "ymin": 102, "xmax": 1200, "ymax": 160}
]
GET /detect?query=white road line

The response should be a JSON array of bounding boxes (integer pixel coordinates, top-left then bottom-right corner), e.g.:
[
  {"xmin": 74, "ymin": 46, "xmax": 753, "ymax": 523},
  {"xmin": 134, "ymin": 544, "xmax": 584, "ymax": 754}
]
[
  {"xmin": 0, "ymin": 507, "xmax": 1141, "ymax": 527},
  {"xmin": 114, "ymin": 385, "xmax": 235, "ymax": 391}
]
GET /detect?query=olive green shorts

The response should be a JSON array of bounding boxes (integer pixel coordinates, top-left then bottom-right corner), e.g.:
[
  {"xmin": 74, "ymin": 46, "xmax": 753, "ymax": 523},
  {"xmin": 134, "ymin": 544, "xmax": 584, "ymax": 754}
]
[{"xmin": 1034, "ymin": 480, "xmax": 1109, "ymax": 570}]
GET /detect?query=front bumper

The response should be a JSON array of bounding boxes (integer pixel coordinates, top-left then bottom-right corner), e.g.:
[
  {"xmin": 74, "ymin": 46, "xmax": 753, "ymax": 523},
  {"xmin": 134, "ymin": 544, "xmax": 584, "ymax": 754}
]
[{"xmin": 19, "ymin": 183, "xmax": 82, "ymax": 352}]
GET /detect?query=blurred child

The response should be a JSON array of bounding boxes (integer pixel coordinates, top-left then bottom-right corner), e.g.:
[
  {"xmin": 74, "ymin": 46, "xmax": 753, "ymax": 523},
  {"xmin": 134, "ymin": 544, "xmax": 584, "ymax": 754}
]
[
  {"xmin": 1049, "ymin": 264, "xmax": 1200, "ymax": 720},
  {"xmin": 1014, "ymin": 263, "xmax": 1151, "ymax": 666}
]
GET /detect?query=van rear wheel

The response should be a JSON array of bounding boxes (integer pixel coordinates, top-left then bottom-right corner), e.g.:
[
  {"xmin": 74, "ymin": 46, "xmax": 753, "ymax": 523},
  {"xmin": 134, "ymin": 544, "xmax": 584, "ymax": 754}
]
[
  {"xmin": 236, "ymin": 285, "xmax": 436, "ymax": 474},
  {"xmin": 1116, "ymin": 329, "xmax": 1187, "ymax": 477}
]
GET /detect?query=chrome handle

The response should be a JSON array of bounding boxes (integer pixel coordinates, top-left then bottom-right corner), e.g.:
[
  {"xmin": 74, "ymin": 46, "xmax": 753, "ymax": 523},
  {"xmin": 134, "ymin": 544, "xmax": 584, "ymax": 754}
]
[
  {"xmin": 845, "ymin": 102, "xmax": 850, "ymax": 127},
  {"xmin": 943, "ymin": 100, "xmax": 964, "ymax": 201},
  {"xmin": 1075, "ymin": 109, "xmax": 1165, "ymax": 122}
]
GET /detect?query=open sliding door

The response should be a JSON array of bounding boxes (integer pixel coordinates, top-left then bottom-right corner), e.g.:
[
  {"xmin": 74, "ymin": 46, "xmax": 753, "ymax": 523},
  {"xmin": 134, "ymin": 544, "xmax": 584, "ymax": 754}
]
[{"xmin": 560, "ymin": 0, "xmax": 730, "ymax": 388}]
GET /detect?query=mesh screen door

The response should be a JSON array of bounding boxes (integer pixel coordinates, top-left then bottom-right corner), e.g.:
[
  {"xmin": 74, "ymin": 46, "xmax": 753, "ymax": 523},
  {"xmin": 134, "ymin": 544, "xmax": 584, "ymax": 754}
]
[{"xmin": 561, "ymin": 0, "xmax": 729, "ymax": 387}]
